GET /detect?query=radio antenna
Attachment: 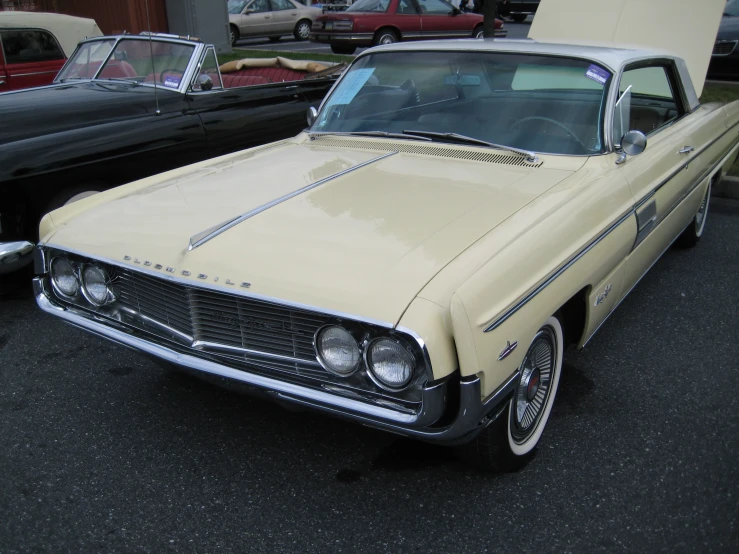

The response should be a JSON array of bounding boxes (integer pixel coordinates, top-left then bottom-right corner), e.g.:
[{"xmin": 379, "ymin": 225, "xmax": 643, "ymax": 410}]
[{"xmin": 145, "ymin": 0, "xmax": 161, "ymax": 115}]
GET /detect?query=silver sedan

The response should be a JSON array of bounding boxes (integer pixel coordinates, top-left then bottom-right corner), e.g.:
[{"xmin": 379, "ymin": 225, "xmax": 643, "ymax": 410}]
[{"xmin": 228, "ymin": 0, "xmax": 323, "ymax": 44}]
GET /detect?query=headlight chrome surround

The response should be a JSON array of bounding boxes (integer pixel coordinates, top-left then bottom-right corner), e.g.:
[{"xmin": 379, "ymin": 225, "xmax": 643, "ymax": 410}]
[
  {"xmin": 50, "ymin": 256, "xmax": 79, "ymax": 298},
  {"xmin": 365, "ymin": 337, "xmax": 416, "ymax": 391},
  {"xmin": 80, "ymin": 264, "xmax": 111, "ymax": 306},
  {"xmin": 314, "ymin": 324, "xmax": 362, "ymax": 377}
]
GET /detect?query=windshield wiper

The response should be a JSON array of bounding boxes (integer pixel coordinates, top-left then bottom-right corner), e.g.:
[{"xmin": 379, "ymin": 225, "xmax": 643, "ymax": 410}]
[
  {"xmin": 402, "ymin": 130, "xmax": 539, "ymax": 163},
  {"xmin": 307, "ymin": 131, "xmax": 432, "ymax": 141}
]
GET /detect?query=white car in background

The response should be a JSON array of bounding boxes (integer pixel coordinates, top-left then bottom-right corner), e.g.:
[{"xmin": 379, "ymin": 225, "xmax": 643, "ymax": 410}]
[{"xmin": 228, "ymin": 0, "xmax": 323, "ymax": 44}]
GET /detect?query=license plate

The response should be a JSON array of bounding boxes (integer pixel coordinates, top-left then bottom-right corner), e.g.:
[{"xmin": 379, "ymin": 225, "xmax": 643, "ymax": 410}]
[{"xmin": 325, "ymin": 22, "xmax": 333, "ymax": 30}]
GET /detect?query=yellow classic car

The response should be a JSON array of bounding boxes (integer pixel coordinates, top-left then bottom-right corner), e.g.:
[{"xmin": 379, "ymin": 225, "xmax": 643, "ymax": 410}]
[{"xmin": 32, "ymin": 38, "xmax": 739, "ymax": 471}]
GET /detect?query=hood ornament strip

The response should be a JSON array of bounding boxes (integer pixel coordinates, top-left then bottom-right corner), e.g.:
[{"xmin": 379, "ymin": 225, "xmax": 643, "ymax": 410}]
[{"xmin": 188, "ymin": 151, "xmax": 398, "ymax": 251}]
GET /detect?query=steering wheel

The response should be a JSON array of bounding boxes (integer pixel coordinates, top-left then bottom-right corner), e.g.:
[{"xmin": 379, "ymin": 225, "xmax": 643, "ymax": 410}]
[
  {"xmin": 400, "ymin": 78, "xmax": 420, "ymax": 107},
  {"xmin": 159, "ymin": 68, "xmax": 182, "ymax": 84},
  {"xmin": 510, "ymin": 116, "xmax": 588, "ymax": 152}
]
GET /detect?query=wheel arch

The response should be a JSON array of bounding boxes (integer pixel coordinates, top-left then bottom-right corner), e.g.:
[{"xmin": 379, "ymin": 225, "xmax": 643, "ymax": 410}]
[{"xmin": 374, "ymin": 26, "xmax": 402, "ymax": 41}]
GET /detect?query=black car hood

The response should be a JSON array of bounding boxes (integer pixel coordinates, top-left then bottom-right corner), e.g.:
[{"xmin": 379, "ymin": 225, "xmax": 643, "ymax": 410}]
[
  {"xmin": 717, "ymin": 16, "xmax": 739, "ymax": 40},
  {"xmin": 0, "ymin": 81, "xmax": 180, "ymax": 146}
]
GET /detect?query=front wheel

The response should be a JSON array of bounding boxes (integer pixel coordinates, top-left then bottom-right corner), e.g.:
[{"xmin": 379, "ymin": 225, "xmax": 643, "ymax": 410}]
[
  {"xmin": 675, "ymin": 178, "xmax": 711, "ymax": 248},
  {"xmin": 294, "ymin": 19, "xmax": 312, "ymax": 41},
  {"xmin": 457, "ymin": 316, "xmax": 564, "ymax": 472},
  {"xmin": 230, "ymin": 25, "xmax": 239, "ymax": 46},
  {"xmin": 372, "ymin": 28, "xmax": 398, "ymax": 46},
  {"xmin": 473, "ymin": 25, "xmax": 484, "ymax": 39},
  {"xmin": 330, "ymin": 44, "xmax": 357, "ymax": 55}
]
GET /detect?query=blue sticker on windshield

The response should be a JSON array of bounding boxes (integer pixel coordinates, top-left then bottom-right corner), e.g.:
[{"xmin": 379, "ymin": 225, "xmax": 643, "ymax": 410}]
[
  {"xmin": 163, "ymin": 76, "xmax": 181, "ymax": 88},
  {"xmin": 585, "ymin": 64, "xmax": 609, "ymax": 85},
  {"xmin": 326, "ymin": 68, "xmax": 375, "ymax": 105}
]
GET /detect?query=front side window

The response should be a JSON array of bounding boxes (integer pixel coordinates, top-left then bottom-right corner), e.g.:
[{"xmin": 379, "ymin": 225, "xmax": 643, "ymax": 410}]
[
  {"xmin": 613, "ymin": 65, "xmax": 681, "ymax": 144},
  {"xmin": 397, "ymin": 0, "xmax": 419, "ymax": 14},
  {"xmin": 248, "ymin": 0, "xmax": 272, "ymax": 13},
  {"xmin": 228, "ymin": 0, "xmax": 249, "ymax": 13},
  {"xmin": 313, "ymin": 51, "xmax": 611, "ymax": 155},
  {"xmin": 0, "ymin": 29, "xmax": 64, "ymax": 64},
  {"xmin": 346, "ymin": 0, "xmax": 391, "ymax": 13},
  {"xmin": 416, "ymin": 0, "xmax": 455, "ymax": 15},
  {"xmin": 56, "ymin": 38, "xmax": 194, "ymax": 89},
  {"xmin": 192, "ymin": 47, "xmax": 223, "ymax": 91}
]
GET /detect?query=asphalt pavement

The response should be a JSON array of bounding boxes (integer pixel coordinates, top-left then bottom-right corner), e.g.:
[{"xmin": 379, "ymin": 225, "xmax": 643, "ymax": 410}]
[
  {"xmin": 1, "ymin": 203, "xmax": 738, "ymax": 552},
  {"xmin": 233, "ymin": 20, "xmax": 532, "ymax": 56}
]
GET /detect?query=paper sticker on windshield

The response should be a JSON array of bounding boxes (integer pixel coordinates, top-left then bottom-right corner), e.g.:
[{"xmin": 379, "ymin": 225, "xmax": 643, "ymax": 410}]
[
  {"xmin": 163, "ymin": 76, "xmax": 181, "ymax": 88},
  {"xmin": 327, "ymin": 68, "xmax": 375, "ymax": 105},
  {"xmin": 585, "ymin": 65, "xmax": 610, "ymax": 85}
]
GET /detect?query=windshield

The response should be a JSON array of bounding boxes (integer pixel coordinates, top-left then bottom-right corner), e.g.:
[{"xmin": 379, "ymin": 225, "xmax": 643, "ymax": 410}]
[
  {"xmin": 346, "ymin": 0, "xmax": 391, "ymax": 12},
  {"xmin": 311, "ymin": 52, "xmax": 612, "ymax": 156},
  {"xmin": 56, "ymin": 38, "xmax": 195, "ymax": 88},
  {"xmin": 726, "ymin": 0, "xmax": 739, "ymax": 16},
  {"xmin": 228, "ymin": 0, "xmax": 249, "ymax": 14}
]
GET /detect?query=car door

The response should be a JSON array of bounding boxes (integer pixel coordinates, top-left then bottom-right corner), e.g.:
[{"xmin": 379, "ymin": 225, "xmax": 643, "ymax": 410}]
[
  {"xmin": 394, "ymin": 0, "xmax": 423, "ymax": 40},
  {"xmin": 270, "ymin": 0, "xmax": 301, "ymax": 35},
  {"xmin": 416, "ymin": 0, "xmax": 469, "ymax": 38},
  {"xmin": 0, "ymin": 28, "xmax": 66, "ymax": 91},
  {"xmin": 240, "ymin": 0, "xmax": 276, "ymax": 37},
  {"xmin": 614, "ymin": 62, "xmax": 702, "ymax": 295}
]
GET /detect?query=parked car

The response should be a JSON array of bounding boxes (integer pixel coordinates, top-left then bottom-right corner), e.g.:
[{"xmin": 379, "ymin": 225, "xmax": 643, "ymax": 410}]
[
  {"xmin": 228, "ymin": 0, "xmax": 323, "ymax": 45},
  {"xmin": 707, "ymin": 0, "xmax": 739, "ymax": 80},
  {"xmin": 310, "ymin": 0, "xmax": 506, "ymax": 54},
  {"xmin": 496, "ymin": 0, "xmax": 539, "ymax": 22},
  {"xmin": 0, "ymin": 32, "xmax": 337, "ymax": 274},
  {"xmin": 32, "ymin": 37, "xmax": 739, "ymax": 470},
  {"xmin": 0, "ymin": 11, "xmax": 102, "ymax": 92}
]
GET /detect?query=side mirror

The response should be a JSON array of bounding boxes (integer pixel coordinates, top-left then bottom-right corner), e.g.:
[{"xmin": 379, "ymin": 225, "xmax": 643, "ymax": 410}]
[
  {"xmin": 621, "ymin": 130, "xmax": 647, "ymax": 156},
  {"xmin": 451, "ymin": 7, "xmax": 461, "ymax": 16},
  {"xmin": 245, "ymin": 9, "xmax": 255, "ymax": 14},
  {"xmin": 306, "ymin": 106, "xmax": 318, "ymax": 126},
  {"xmin": 195, "ymin": 74, "xmax": 213, "ymax": 92}
]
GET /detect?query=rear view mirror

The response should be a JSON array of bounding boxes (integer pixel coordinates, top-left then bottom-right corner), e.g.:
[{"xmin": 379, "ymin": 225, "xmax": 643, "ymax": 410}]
[
  {"xmin": 307, "ymin": 106, "xmax": 318, "ymax": 126},
  {"xmin": 194, "ymin": 74, "xmax": 213, "ymax": 92}
]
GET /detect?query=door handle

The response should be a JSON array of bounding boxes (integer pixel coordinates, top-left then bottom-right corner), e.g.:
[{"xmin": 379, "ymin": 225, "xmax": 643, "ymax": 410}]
[{"xmin": 678, "ymin": 146, "xmax": 694, "ymax": 154}]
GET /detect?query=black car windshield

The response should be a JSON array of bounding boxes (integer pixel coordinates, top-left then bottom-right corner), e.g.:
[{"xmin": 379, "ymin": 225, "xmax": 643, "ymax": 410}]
[
  {"xmin": 57, "ymin": 38, "xmax": 195, "ymax": 89},
  {"xmin": 310, "ymin": 51, "xmax": 612, "ymax": 155},
  {"xmin": 726, "ymin": 0, "xmax": 739, "ymax": 16},
  {"xmin": 346, "ymin": 0, "xmax": 392, "ymax": 12},
  {"xmin": 228, "ymin": 0, "xmax": 249, "ymax": 14}
]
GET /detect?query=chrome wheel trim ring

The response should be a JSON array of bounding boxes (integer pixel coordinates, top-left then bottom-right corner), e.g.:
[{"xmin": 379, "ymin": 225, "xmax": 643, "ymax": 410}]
[
  {"xmin": 298, "ymin": 22, "xmax": 311, "ymax": 39},
  {"xmin": 380, "ymin": 34, "xmax": 395, "ymax": 44},
  {"xmin": 509, "ymin": 326, "xmax": 557, "ymax": 444},
  {"xmin": 475, "ymin": 30, "xmax": 483, "ymax": 38},
  {"xmin": 695, "ymin": 183, "xmax": 711, "ymax": 237}
]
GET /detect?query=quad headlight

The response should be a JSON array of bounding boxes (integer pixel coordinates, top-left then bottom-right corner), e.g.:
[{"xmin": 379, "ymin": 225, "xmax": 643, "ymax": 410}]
[
  {"xmin": 81, "ymin": 265, "xmax": 110, "ymax": 305},
  {"xmin": 315, "ymin": 325, "xmax": 361, "ymax": 376},
  {"xmin": 50, "ymin": 257, "xmax": 79, "ymax": 297},
  {"xmin": 366, "ymin": 338, "xmax": 416, "ymax": 391}
]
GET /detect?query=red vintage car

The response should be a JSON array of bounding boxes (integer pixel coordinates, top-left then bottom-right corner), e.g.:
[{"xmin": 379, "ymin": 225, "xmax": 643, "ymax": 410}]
[
  {"xmin": 0, "ymin": 11, "xmax": 102, "ymax": 93},
  {"xmin": 310, "ymin": 0, "xmax": 506, "ymax": 55}
]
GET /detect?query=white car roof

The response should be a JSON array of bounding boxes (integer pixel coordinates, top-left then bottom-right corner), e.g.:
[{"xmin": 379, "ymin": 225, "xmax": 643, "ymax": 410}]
[
  {"xmin": 364, "ymin": 39, "xmax": 700, "ymax": 110},
  {"xmin": 0, "ymin": 11, "xmax": 103, "ymax": 57}
]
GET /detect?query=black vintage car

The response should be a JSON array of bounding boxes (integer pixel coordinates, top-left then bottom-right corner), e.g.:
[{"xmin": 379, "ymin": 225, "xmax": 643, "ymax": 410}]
[
  {"xmin": 708, "ymin": 0, "xmax": 739, "ymax": 80},
  {"xmin": 0, "ymin": 33, "xmax": 336, "ymax": 274},
  {"xmin": 496, "ymin": 0, "xmax": 539, "ymax": 22}
]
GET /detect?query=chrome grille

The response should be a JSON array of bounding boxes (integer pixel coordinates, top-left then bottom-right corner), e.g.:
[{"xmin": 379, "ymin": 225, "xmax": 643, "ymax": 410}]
[
  {"xmin": 713, "ymin": 40, "xmax": 737, "ymax": 56},
  {"xmin": 113, "ymin": 269, "xmax": 332, "ymax": 377}
]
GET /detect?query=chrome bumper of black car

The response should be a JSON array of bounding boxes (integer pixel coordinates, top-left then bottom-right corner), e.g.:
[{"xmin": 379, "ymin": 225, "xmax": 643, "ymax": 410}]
[
  {"xmin": 34, "ymin": 277, "xmax": 517, "ymax": 445},
  {"xmin": 0, "ymin": 241, "xmax": 34, "ymax": 274}
]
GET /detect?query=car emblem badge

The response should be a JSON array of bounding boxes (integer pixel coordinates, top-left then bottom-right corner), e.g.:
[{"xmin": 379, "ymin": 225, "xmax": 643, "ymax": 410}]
[
  {"xmin": 498, "ymin": 340, "xmax": 518, "ymax": 361},
  {"xmin": 595, "ymin": 284, "xmax": 613, "ymax": 306}
]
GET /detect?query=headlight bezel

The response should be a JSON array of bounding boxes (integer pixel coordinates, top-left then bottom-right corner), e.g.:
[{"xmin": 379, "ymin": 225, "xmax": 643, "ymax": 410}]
[
  {"xmin": 80, "ymin": 264, "xmax": 112, "ymax": 306},
  {"xmin": 49, "ymin": 256, "xmax": 80, "ymax": 298},
  {"xmin": 314, "ymin": 324, "xmax": 362, "ymax": 377},
  {"xmin": 364, "ymin": 336, "xmax": 417, "ymax": 392}
]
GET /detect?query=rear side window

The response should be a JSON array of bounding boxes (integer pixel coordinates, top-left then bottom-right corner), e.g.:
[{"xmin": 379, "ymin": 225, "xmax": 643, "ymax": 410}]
[{"xmin": 0, "ymin": 29, "xmax": 65, "ymax": 64}]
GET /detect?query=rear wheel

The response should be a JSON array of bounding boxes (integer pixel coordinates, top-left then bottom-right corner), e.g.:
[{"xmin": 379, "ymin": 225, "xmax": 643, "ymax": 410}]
[
  {"xmin": 294, "ymin": 19, "xmax": 312, "ymax": 41},
  {"xmin": 372, "ymin": 28, "xmax": 399, "ymax": 46},
  {"xmin": 456, "ymin": 316, "xmax": 564, "ymax": 472},
  {"xmin": 473, "ymin": 24, "xmax": 484, "ymax": 39},
  {"xmin": 675, "ymin": 179, "xmax": 711, "ymax": 248},
  {"xmin": 230, "ymin": 25, "xmax": 239, "ymax": 46},
  {"xmin": 330, "ymin": 44, "xmax": 357, "ymax": 55}
]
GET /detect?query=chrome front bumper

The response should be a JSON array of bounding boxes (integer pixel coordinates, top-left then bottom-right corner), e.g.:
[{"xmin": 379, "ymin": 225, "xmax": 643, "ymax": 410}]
[
  {"xmin": 34, "ymin": 277, "xmax": 517, "ymax": 445},
  {"xmin": 0, "ymin": 241, "xmax": 34, "ymax": 274}
]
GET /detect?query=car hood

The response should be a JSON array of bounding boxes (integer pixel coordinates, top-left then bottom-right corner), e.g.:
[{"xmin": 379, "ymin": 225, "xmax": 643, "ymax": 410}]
[
  {"xmin": 717, "ymin": 16, "xmax": 739, "ymax": 40},
  {"xmin": 0, "ymin": 81, "xmax": 177, "ymax": 146},
  {"xmin": 45, "ymin": 138, "xmax": 579, "ymax": 325}
]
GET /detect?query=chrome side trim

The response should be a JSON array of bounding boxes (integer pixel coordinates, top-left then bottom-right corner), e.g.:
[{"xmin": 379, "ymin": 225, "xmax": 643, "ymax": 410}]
[
  {"xmin": 10, "ymin": 70, "xmax": 58, "ymax": 77},
  {"xmin": 484, "ymin": 209, "xmax": 634, "ymax": 333},
  {"xmin": 188, "ymin": 151, "xmax": 397, "ymax": 250}
]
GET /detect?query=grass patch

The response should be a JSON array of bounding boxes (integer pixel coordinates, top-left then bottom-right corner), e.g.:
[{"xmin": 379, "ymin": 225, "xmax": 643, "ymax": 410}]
[{"xmin": 222, "ymin": 48, "xmax": 354, "ymax": 64}]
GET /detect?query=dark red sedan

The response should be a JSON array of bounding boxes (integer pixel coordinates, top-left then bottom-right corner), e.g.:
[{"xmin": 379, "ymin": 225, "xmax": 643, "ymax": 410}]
[{"xmin": 310, "ymin": 0, "xmax": 506, "ymax": 55}]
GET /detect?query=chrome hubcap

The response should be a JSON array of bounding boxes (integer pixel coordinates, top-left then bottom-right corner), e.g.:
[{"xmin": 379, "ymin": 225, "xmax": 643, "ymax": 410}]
[
  {"xmin": 511, "ymin": 328, "xmax": 556, "ymax": 442},
  {"xmin": 299, "ymin": 23, "xmax": 310, "ymax": 38},
  {"xmin": 380, "ymin": 35, "xmax": 394, "ymax": 44}
]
